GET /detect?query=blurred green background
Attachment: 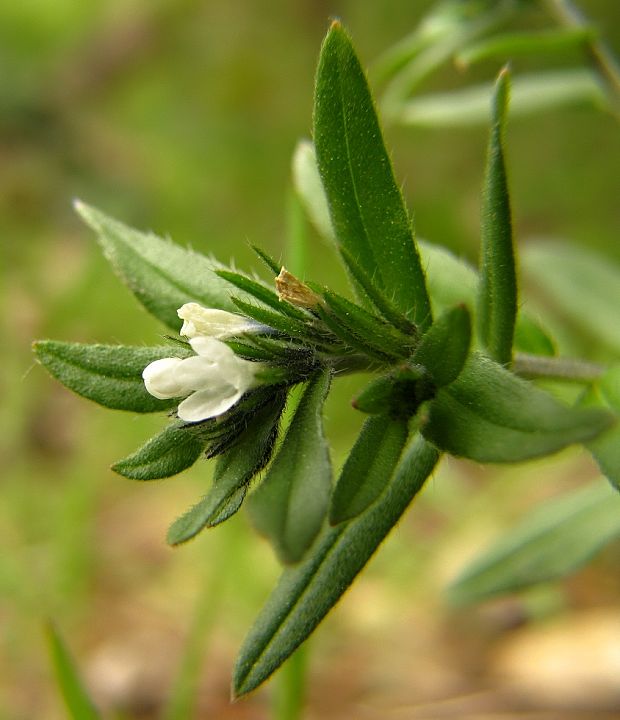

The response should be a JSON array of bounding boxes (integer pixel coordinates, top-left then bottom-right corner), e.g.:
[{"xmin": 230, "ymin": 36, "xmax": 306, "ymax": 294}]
[{"xmin": 3, "ymin": 1, "xmax": 620, "ymax": 718}]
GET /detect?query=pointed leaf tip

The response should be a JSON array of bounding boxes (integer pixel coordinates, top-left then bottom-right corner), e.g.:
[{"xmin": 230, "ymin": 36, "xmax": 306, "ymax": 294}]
[
  {"xmin": 72, "ymin": 203, "xmax": 248, "ymax": 328},
  {"xmin": 313, "ymin": 19, "xmax": 431, "ymax": 328},
  {"xmin": 477, "ymin": 63, "xmax": 516, "ymax": 366}
]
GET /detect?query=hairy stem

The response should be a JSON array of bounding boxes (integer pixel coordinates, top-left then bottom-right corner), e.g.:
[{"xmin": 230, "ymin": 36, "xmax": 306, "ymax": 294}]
[{"xmin": 513, "ymin": 352, "xmax": 605, "ymax": 382}]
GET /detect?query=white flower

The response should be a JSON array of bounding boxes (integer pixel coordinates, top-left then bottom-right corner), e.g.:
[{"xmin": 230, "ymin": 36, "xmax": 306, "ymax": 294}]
[
  {"xmin": 177, "ymin": 303, "xmax": 257, "ymax": 339},
  {"xmin": 143, "ymin": 336, "xmax": 261, "ymax": 422}
]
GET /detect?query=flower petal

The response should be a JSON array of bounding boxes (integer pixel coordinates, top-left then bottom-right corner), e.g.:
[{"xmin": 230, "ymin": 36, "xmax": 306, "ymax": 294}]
[
  {"xmin": 177, "ymin": 386, "xmax": 244, "ymax": 422},
  {"xmin": 189, "ymin": 336, "xmax": 258, "ymax": 388},
  {"xmin": 142, "ymin": 357, "xmax": 186, "ymax": 399},
  {"xmin": 178, "ymin": 303, "xmax": 257, "ymax": 339},
  {"xmin": 172, "ymin": 355, "xmax": 221, "ymax": 390},
  {"xmin": 190, "ymin": 335, "xmax": 237, "ymax": 362}
]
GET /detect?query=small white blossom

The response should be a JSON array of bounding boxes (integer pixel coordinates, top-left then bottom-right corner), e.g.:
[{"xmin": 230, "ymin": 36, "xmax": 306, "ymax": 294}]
[
  {"xmin": 143, "ymin": 336, "xmax": 261, "ymax": 422},
  {"xmin": 177, "ymin": 303, "xmax": 257, "ymax": 339}
]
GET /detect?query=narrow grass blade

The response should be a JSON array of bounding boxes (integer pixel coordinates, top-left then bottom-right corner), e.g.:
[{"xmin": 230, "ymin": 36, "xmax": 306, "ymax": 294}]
[{"xmin": 46, "ymin": 623, "xmax": 101, "ymax": 720}]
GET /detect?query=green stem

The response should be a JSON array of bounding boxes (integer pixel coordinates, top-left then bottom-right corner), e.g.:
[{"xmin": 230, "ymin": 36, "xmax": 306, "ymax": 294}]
[
  {"xmin": 274, "ymin": 645, "xmax": 308, "ymax": 720},
  {"xmin": 545, "ymin": 0, "xmax": 620, "ymax": 117},
  {"xmin": 513, "ymin": 352, "xmax": 605, "ymax": 382}
]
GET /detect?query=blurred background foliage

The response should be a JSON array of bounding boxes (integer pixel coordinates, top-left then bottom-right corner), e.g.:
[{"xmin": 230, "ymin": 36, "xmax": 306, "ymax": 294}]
[{"xmin": 2, "ymin": 1, "xmax": 620, "ymax": 718}]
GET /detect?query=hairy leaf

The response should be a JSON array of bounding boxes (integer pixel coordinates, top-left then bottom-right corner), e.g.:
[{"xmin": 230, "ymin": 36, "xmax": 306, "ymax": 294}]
[
  {"xmin": 412, "ymin": 305, "xmax": 471, "ymax": 387},
  {"xmin": 422, "ymin": 353, "xmax": 614, "ymax": 462},
  {"xmin": 251, "ymin": 244, "xmax": 282, "ymax": 275},
  {"xmin": 33, "ymin": 341, "xmax": 190, "ymax": 412},
  {"xmin": 477, "ymin": 68, "xmax": 516, "ymax": 366},
  {"xmin": 113, "ymin": 423, "xmax": 207, "ymax": 480},
  {"xmin": 449, "ymin": 481, "xmax": 620, "ymax": 605},
  {"xmin": 320, "ymin": 290, "xmax": 415, "ymax": 359},
  {"xmin": 352, "ymin": 366, "xmax": 430, "ymax": 417},
  {"xmin": 74, "ymin": 201, "xmax": 246, "ymax": 329},
  {"xmin": 313, "ymin": 22, "xmax": 431, "ymax": 328},
  {"xmin": 247, "ymin": 371, "xmax": 332, "ymax": 564},
  {"xmin": 338, "ymin": 247, "xmax": 416, "ymax": 334},
  {"xmin": 167, "ymin": 393, "xmax": 287, "ymax": 544},
  {"xmin": 233, "ymin": 435, "xmax": 439, "ymax": 697},
  {"xmin": 329, "ymin": 415, "xmax": 409, "ymax": 524},
  {"xmin": 231, "ymin": 297, "xmax": 318, "ymax": 342}
]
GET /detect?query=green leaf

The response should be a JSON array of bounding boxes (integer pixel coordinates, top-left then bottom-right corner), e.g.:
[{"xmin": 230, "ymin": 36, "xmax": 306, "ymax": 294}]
[
  {"xmin": 112, "ymin": 423, "xmax": 207, "ymax": 480},
  {"xmin": 352, "ymin": 366, "xmax": 430, "ymax": 417},
  {"xmin": 230, "ymin": 297, "xmax": 319, "ymax": 343},
  {"xmin": 583, "ymin": 366, "xmax": 620, "ymax": 491},
  {"xmin": 315, "ymin": 305, "xmax": 393, "ymax": 362},
  {"xmin": 338, "ymin": 247, "xmax": 416, "ymax": 334},
  {"xmin": 329, "ymin": 415, "xmax": 409, "ymax": 524},
  {"xmin": 456, "ymin": 27, "xmax": 596, "ymax": 67},
  {"xmin": 477, "ymin": 68, "xmax": 516, "ymax": 366},
  {"xmin": 319, "ymin": 290, "xmax": 415, "ymax": 360},
  {"xmin": 46, "ymin": 623, "xmax": 101, "ymax": 720},
  {"xmin": 449, "ymin": 481, "xmax": 620, "ymax": 606},
  {"xmin": 313, "ymin": 22, "xmax": 431, "ymax": 328},
  {"xmin": 33, "ymin": 341, "xmax": 190, "ymax": 412},
  {"xmin": 247, "ymin": 370, "xmax": 332, "ymax": 564},
  {"xmin": 291, "ymin": 145, "xmax": 548, "ymax": 357},
  {"xmin": 167, "ymin": 393, "xmax": 286, "ymax": 544},
  {"xmin": 74, "ymin": 201, "xmax": 246, "ymax": 330},
  {"xmin": 412, "ymin": 305, "xmax": 471, "ymax": 387},
  {"xmin": 233, "ymin": 434, "xmax": 439, "ymax": 697},
  {"xmin": 522, "ymin": 242, "xmax": 620, "ymax": 356},
  {"xmin": 251, "ymin": 244, "xmax": 282, "ymax": 275},
  {"xmin": 392, "ymin": 70, "xmax": 606, "ymax": 127},
  {"xmin": 378, "ymin": 0, "xmax": 513, "ymax": 112},
  {"xmin": 513, "ymin": 313, "xmax": 556, "ymax": 356},
  {"xmin": 422, "ymin": 353, "xmax": 614, "ymax": 462}
]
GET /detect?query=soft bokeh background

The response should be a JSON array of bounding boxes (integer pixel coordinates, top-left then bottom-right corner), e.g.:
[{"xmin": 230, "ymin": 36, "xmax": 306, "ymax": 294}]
[{"xmin": 3, "ymin": 1, "xmax": 620, "ymax": 718}]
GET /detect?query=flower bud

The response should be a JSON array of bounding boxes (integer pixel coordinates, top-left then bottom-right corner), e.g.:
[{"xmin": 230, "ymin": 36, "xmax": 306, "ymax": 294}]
[{"xmin": 177, "ymin": 303, "xmax": 257, "ymax": 339}]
